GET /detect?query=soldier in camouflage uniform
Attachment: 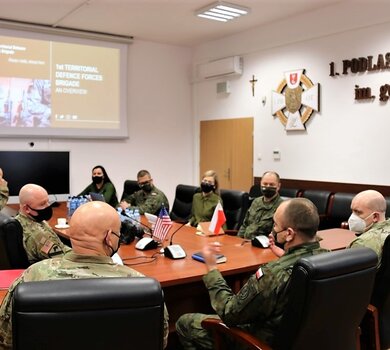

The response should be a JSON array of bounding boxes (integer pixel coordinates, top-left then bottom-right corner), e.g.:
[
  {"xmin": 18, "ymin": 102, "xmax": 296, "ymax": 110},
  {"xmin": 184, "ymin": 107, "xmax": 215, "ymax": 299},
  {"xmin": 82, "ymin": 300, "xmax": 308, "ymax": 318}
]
[
  {"xmin": 238, "ymin": 171, "xmax": 284, "ymax": 239},
  {"xmin": 0, "ymin": 168, "xmax": 9, "ymax": 210},
  {"xmin": 120, "ymin": 169, "xmax": 169, "ymax": 215},
  {"xmin": 15, "ymin": 184, "xmax": 71, "ymax": 264},
  {"xmin": 176, "ymin": 198, "xmax": 328, "ymax": 349},
  {"xmin": 0, "ymin": 201, "xmax": 169, "ymax": 349},
  {"xmin": 348, "ymin": 190, "xmax": 390, "ymax": 262},
  {"xmin": 189, "ymin": 170, "xmax": 223, "ymax": 227}
]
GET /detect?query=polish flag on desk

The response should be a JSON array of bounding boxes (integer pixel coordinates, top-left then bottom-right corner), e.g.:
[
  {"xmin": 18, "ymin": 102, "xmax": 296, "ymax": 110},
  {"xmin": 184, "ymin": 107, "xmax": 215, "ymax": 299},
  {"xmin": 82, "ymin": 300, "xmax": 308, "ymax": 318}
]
[
  {"xmin": 153, "ymin": 206, "xmax": 172, "ymax": 242},
  {"xmin": 209, "ymin": 202, "xmax": 226, "ymax": 235}
]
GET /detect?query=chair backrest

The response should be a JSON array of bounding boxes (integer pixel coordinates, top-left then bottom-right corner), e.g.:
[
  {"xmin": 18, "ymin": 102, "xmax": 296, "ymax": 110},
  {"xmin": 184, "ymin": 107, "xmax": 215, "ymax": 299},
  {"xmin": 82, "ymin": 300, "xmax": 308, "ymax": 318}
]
[
  {"xmin": 279, "ymin": 188, "xmax": 301, "ymax": 199},
  {"xmin": 170, "ymin": 184, "xmax": 199, "ymax": 222},
  {"xmin": 301, "ymin": 189, "xmax": 333, "ymax": 216},
  {"xmin": 120, "ymin": 179, "xmax": 139, "ymax": 201},
  {"xmin": 13, "ymin": 277, "xmax": 165, "ymax": 350},
  {"xmin": 371, "ymin": 234, "xmax": 390, "ymax": 349},
  {"xmin": 0, "ymin": 213, "xmax": 29, "ymax": 269},
  {"xmin": 220, "ymin": 189, "xmax": 250, "ymax": 230},
  {"xmin": 385, "ymin": 196, "xmax": 390, "ymax": 219},
  {"xmin": 248, "ymin": 184, "xmax": 261, "ymax": 200},
  {"xmin": 326, "ymin": 192, "xmax": 355, "ymax": 229},
  {"xmin": 274, "ymin": 247, "xmax": 378, "ymax": 350}
]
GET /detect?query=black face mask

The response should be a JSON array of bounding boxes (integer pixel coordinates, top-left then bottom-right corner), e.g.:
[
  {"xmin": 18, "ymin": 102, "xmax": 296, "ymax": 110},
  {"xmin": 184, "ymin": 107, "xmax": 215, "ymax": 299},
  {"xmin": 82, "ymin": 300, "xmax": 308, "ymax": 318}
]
[
  {"xmin": 201, "ymin": 182, "xmax": 214, "ymax": 194},
  {"xmin": 28, "ymin": 205, "xmax": 53, "ymax": 222},
  {"xmin": 261, "ymin": 186, "xmax": 277, "ymax": 199},
  {"xmin": 92, "ymin": 176, "xmax": 103, "ymax": 184},
  {"xmin": 272, "ymin": 228, "xmax": 287, "ymax": 250},
  {"xmin": 107, "ymin": 231, "xmax": 121, "ymax": 257},
  {"xmin": 141, "ymin": 183, "xmax": 152, "ymax": 192}
]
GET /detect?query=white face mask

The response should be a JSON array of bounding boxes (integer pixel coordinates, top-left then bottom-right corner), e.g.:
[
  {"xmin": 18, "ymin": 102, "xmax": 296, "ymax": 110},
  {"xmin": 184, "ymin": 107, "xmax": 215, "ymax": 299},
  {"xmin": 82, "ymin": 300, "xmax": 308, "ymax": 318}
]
[{"xmin": 348, "ymin": 212, "xmax": 374, "ymax": 234}]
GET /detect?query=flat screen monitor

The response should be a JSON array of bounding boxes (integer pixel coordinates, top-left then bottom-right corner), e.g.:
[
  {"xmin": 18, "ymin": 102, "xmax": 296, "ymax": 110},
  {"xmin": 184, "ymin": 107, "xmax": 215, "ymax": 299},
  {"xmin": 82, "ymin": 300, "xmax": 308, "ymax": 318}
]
[{"xmin": 0, "ymin": 151, "xmax": 70, "ymax": 203}]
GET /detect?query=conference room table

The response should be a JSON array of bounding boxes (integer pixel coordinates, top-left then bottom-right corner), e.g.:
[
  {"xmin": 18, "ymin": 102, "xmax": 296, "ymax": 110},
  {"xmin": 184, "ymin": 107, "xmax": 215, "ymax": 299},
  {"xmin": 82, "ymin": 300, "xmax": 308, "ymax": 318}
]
[{"xmin": 3, "ymin": 202, "xmax": 357, "ymax": 348}]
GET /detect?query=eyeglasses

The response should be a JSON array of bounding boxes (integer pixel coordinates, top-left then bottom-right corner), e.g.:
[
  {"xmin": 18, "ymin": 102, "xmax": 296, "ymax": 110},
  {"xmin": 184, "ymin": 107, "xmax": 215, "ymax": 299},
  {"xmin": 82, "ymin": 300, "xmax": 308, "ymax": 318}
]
[{"xmin": 138, "ymin": 180, "xmax": 151, "ymax": 186}]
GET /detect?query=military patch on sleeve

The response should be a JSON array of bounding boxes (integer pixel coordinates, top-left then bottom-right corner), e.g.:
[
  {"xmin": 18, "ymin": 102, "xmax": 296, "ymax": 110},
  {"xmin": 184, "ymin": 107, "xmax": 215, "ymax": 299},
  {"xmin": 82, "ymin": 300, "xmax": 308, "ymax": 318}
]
[
  {"xmin": 41, "ymin": 240, "xmax": 54, "ymax": 255},
  {"xmin": 49, "ymin": 244, "xmax": 63, "ymax": 257},
  {"xmin": 256, "ymin": 267, "xmax": 263, "ymax": 280}
]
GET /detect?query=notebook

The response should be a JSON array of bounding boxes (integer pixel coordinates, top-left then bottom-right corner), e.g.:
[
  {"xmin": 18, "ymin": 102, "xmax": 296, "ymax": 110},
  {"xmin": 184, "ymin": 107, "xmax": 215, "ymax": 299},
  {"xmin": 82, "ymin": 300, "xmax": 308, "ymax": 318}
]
[
  {"xmin": 144, "ymin": 212, "xmax": 157, "ymax": 227},
  {"xmin": 192, "ymin": 252, "xmax": 227, "ymax": 264},
  {"xmin": 89, "ymin": 192, "xmax": 105, "ymax": 202}
]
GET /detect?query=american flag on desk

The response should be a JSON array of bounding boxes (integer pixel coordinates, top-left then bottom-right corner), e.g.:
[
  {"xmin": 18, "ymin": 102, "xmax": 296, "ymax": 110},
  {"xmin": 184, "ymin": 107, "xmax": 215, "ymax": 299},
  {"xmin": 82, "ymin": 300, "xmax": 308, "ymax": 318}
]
[{"xmin": 153, "ymin": 206, "xmax": 172, "ymax": 242}]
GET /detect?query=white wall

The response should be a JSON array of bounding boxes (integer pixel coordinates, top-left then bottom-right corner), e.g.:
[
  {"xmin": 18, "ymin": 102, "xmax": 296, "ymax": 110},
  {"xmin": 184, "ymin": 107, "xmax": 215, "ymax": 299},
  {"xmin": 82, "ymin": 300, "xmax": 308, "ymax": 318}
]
[
  {"xmin": 192, "ymin": 2, "xmax": 390, "ymax": 187},
  {"xmin": 1, "ymin": 40, "xmax": 194, "ymax": 206}
]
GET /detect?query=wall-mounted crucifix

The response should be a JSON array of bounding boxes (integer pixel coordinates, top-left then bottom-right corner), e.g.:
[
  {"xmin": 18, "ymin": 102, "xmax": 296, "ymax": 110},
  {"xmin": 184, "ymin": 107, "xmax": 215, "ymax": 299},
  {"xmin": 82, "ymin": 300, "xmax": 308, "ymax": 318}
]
[{"xmin": 249, "ymin": 75, "xmax": 258, "ymax": 97}]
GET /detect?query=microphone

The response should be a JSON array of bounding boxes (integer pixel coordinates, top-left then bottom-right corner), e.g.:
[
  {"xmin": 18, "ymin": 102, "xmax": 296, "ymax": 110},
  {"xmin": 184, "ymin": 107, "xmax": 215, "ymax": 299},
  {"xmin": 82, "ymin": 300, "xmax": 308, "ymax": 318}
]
[
  {"xmin": 169, "ymin": 221, "xmax": 187, "ymax": 245},
  {"xmin": 163, "ymin": 221, "xmax": 187, "ymax": 259}
]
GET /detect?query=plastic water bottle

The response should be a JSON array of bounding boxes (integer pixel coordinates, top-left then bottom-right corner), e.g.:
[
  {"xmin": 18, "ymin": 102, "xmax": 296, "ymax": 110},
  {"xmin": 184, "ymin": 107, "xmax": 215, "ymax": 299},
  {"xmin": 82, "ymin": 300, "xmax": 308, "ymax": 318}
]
[
  {"xmin": 69, "ymin": 196, "xmax": 77, "ymax": 217},
  {"xmin": 134, "ymin": 208, "xmax": 140, "ymax": 228},
  {"xmin": 124, "ymin": 208, "xmax": 132, "ymax": 223},
  {"xmin": 117, "ymin": 207, "xmax": 125, "ymax": 222},
  {"xmin": 81, "ymin": 195, "xmax": 88, "ymax": 206},
  {"xmin": 75, "ymin": 196, "xmax": 81, "ymax": 210},
  {"xmin": 67, "ymin": 196, "xmax": 72, "ymax": 220}
]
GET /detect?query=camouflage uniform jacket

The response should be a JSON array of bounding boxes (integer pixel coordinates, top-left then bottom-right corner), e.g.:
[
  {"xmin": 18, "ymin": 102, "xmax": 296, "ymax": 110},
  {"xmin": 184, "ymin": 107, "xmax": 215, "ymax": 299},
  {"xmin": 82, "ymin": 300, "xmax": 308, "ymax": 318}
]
[
  {"xmin": 203, "ymin": 241, "xmax": 328, "ymax": 347},
  {"xmin": 15, "ymin": 212, "xmax": 72, "ymax": 264},
  {"xmin": 238, "ymin": 195, "xmax": 283, "ymax": 239},
  {"xmin": 189, "ymin": 192, "xmax": 222, "ymax": 227},
  {"xmin": 78, "ymin": 181, "xmax": 118, "ymax": 208},
  {"xmin": 349, "ymin": 219, "xmax": 390, "ymax": 263},
  {"xmin": 0, "ymin": 252, "xmax": 169, "ymax": 349},
  {"xmin": 124, "ymin": 186, "xmax": 169, "ymax": 215},
  {"xmin": 0, "ymin": 183, "xmax": 8, "ymax": 210}
]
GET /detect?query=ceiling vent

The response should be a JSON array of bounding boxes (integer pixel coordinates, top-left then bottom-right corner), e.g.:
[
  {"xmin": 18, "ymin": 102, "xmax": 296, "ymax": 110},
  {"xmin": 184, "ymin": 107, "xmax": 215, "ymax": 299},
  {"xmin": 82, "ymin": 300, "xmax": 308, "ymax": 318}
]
[{"xmin": 197, "ymin": 56, "xmax": 243, "ymax": 80}]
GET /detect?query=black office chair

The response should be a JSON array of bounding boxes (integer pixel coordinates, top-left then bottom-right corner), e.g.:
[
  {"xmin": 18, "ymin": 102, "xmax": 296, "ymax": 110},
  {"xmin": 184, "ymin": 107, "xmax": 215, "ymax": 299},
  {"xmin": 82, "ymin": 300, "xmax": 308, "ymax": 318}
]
[
  {"xmin": 249, "ymin": 184, "xmax": 261, "ymax": 200},
  {"xmin": 279, "ymin": 188, "xmax": 301, "ymax": 199},
  {"xmin": 120, "ymin": 180, "xmax": 140, "ymax": 201},
  {"xmin": 203, "ymin": 247, "xmax": 378, "ymax": 350},
  {"xmin": 13, "ymin": 277, "xmax": 165, "ymax": 350},
  {"xmin": 0, "ymin": 212, "xmax": 29, "ymax": 269},
  {"xmin": 325, "ymin": 192, "xmax": 355, "ymax": 229},
  {"xmin": 362, "ymin": 234, "xmax": 390, "ymax": 350},
  {"xmin": 220, "ymin": 189, "xmax": 250, "ymax": 231},
  {"xmin": 170, "ymin": 184, "xmax": 199, "ymax": 222},
  {"xmin": 301, "ymin": 190, "xmax": 333, "ymax": 229},
  {"xmin": 385, "ymin": 196, "xmax": 390, "ymax": 219}
]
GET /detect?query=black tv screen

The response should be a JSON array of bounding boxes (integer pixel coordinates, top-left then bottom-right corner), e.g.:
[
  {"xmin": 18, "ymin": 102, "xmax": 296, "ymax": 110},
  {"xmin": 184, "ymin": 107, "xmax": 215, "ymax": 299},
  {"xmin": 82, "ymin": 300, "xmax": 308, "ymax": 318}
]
[{"xmin": 0, "ymin": 151, "xmax": 70, "ymax": 197}]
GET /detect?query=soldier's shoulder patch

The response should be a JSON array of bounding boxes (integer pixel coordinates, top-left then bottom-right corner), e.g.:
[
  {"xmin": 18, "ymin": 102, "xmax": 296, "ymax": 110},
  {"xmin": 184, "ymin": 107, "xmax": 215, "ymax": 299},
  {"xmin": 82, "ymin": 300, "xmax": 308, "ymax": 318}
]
[
  {"xmin": 256, "ymin": 267, "xmax": 263, "ymax": 280},
  {"xmin": 151, "ymin": 192, "xmax": 157, "ymax": 196},
  {"xmin": 41, "ymin": 240, "xmax": 54, "ymax": 255}
]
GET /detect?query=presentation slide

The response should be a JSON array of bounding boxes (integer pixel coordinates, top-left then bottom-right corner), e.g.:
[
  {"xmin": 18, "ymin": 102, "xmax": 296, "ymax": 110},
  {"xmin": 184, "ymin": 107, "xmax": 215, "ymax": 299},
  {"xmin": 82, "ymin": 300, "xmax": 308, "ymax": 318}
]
[{"xmin": 0, "ymin": 29, "xmax": 127, "ymax": 138}]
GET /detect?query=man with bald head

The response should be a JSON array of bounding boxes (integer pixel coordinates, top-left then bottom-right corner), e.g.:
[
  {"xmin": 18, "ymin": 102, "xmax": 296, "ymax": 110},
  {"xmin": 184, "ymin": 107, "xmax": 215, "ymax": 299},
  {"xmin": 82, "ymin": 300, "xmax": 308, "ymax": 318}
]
[
  {"xmin": 0, "ymin": 168, "xmax": 9, "ymax": 210},
  {"xmin": 348, "ymin": 189, "xmax": 390, "ymax": 261},
  {"xmin": 15, "ymin": 183, "xmax": 71, "ymax": 264},
  {"xmin": 0, "ymin": 201, "xmax": 169, "ymax": 349}
]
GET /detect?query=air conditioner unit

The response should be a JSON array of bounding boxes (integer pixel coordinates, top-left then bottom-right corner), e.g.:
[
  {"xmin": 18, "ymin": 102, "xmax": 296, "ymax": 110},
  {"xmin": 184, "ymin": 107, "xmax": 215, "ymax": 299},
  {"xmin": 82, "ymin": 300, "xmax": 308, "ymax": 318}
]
[{"xmin": 197, "ymin": 56, "xmax": 243, "ymax": 80}]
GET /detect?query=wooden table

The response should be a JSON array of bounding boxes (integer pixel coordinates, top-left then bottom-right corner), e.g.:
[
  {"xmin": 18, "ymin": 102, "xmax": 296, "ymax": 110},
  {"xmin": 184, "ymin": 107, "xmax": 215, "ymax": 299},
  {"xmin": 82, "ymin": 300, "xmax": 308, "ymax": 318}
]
[{"xmin": 317, "ymin": 228, "xmax": 357, "ymax": 251}]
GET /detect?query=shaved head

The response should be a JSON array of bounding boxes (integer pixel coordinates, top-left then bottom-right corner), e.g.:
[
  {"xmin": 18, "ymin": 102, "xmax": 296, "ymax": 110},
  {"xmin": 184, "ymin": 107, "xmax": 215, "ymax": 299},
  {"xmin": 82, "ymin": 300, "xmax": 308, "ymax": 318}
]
[
  {"xmin": 19, "ymin": 184, "xmax": 50, "ymax": 216},
  {"xmin": 352, "ymin": 190, "xmax": 386, "ymax": 214},
  {"xmin": 69, "ymin": 201, "xmax": 121, "ymax": 256}
]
